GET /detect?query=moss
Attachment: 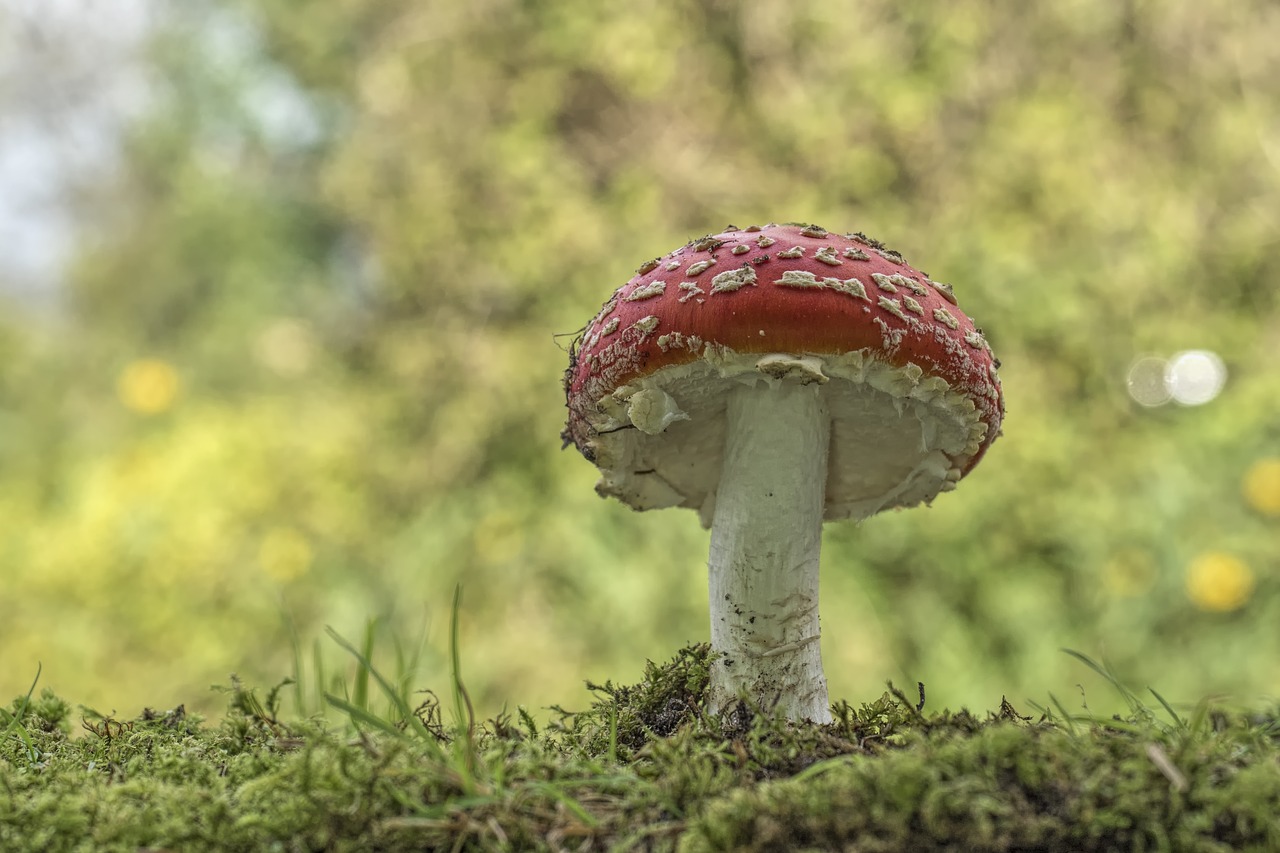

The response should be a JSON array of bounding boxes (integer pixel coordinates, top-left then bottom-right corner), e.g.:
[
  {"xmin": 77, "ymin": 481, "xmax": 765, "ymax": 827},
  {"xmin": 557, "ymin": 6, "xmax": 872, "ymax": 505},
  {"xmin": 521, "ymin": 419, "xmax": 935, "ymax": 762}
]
[
  {"xmin": 2, "ymin": 646, "xmax": 1278, "ymax": 851},
  {"xmin": 682, "ymin": 705, "xmax": 1280, "ymax": 853}
]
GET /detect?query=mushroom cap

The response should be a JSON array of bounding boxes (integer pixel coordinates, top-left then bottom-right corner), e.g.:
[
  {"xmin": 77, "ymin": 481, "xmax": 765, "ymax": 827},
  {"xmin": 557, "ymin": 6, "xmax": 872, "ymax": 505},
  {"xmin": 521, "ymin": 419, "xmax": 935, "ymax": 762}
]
[{"xmin": 563, "ymin": 223, "xmax": 1004, "ymax": 523}]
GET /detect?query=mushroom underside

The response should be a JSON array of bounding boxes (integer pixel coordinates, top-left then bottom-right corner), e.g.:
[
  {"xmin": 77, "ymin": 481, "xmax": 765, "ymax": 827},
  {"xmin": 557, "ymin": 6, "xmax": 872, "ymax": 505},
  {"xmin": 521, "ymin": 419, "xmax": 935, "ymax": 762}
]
[{"xmin": 585, "ymin": 348, "xmax": 987, "ymax": 526}]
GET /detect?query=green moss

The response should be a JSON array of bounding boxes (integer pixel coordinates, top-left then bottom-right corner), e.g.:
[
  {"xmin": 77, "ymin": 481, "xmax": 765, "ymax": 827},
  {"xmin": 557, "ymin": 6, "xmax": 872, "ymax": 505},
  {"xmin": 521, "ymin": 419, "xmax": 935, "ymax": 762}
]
[
  {"xmin": 682, "ymin": 719, "xmax": 1280, "ymax": 852},
  {"xmin": 2, "ymin": 646, "xmax": 1278, "ymax": 851}
]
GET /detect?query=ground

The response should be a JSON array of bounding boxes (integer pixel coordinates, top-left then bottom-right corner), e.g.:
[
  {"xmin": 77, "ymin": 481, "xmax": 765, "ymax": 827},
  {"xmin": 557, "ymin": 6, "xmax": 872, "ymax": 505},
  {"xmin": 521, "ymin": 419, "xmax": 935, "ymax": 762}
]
[{"xmin": 2, "ymin": 645, "xmax": 1278, "ymax": 852}]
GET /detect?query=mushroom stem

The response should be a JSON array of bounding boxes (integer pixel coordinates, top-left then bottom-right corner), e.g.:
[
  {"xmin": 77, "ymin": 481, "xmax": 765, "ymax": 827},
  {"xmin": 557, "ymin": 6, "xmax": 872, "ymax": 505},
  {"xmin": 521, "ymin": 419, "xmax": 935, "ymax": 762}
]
[{"xmin": 707, "ymin": 377, "xmax": 833, "ymax": 723}]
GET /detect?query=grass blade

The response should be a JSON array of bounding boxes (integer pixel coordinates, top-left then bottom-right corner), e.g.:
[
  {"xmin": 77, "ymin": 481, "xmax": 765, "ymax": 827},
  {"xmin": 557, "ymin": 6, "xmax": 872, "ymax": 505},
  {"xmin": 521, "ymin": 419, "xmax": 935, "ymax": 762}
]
[
  {"xmin": 353, "ymin": 618, "xmax": 377, "ymax": 713},
  {"xmin": 2, "ymin": 663, "xmax": 41, "ymax": 735},
  {"xmin": 1047, "ymin": 692, "xmax": 1078, "ymax": 735},
  {"xmin": 325, "ymin": 626, "xmax": 444, "ymax": 754},
  {"xmin": 450, "ymin": 584, "xmax": 475, "ymax": 737},
  {"xmin": 324, "ymin": 692, "xmax": 405, "ymax": 739},
  {"xmin": 326, "ymin": 626, "xmax": 410, "ymax": 717},
  {"xmin": 312, "ymin": 638, "xmax": 327, "ymax": 720},
  {"xmin": 1061, "ymin": 648, "xmax": 1142, "ymax": 713},
  {"xmin": 1148, "ymin": 687, "xmax": 1183, "ymax": 730},
  {"xmin": 2, "ymin": 664, "xmax": 42, "ymax": 757},
  {"xmin": 287, "ymin": 614, "xmax": 307, "ymax": 717},
  {"xmin": 449, "ymin": 584, "xmax": 479, "ymax": 790}
]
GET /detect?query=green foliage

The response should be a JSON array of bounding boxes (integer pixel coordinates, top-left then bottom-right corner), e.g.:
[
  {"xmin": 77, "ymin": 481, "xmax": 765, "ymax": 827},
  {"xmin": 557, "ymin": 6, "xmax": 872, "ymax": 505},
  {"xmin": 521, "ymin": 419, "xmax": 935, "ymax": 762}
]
[{"xmin": 2, "ymin": 0, "xmax": 1279, "ymax": 719}]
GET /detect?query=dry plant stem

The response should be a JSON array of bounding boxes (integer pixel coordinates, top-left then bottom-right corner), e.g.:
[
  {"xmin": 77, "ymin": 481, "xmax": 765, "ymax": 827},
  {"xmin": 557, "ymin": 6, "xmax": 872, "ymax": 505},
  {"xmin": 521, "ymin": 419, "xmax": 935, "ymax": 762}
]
[{"xmin": 707, "ymin": 379, "xmax": 833, "ymax": 723}]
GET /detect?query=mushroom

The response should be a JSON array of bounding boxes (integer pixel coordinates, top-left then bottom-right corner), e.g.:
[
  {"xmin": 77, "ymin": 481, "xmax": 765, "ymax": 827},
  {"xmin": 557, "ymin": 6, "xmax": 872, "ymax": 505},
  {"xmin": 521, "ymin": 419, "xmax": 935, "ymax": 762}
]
[{"xmin": 562, "ymin": 223, "xmax": 1004, "ymax": 723}]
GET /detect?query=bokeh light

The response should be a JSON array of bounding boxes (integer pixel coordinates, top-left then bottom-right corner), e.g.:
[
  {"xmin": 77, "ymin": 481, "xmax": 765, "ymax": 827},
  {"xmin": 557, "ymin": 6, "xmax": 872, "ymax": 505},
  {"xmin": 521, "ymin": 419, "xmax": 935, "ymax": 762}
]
[
  {"xmin": 1166, "ymin": 350, "xmax": 1227, "ymax": 406},
  {"xmin": 1185, "ymin": 552, "xmax": 1255, "ymax": 613},
  {"xmin": 1243, "ymin": 459, "xmax": 1280, "ymax": 518},
  {"xmin": 117, "ymin": 358, "xmax": 181, "ymax": 414},
  {"xmin": 1125, "ymin": 350, "xmax": 1228, "ymax": 408},
  {"xmin": 1126, "ymin": 357, "xmax": 1172, "ymax": 407}
]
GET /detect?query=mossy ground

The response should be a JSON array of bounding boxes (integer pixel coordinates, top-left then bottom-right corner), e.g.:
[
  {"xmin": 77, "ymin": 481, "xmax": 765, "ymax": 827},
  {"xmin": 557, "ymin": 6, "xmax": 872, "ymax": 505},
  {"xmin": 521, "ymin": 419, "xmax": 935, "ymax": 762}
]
[{"xmin": 2, "ymin": 645, "xmax": 1278, "ymax": 852}]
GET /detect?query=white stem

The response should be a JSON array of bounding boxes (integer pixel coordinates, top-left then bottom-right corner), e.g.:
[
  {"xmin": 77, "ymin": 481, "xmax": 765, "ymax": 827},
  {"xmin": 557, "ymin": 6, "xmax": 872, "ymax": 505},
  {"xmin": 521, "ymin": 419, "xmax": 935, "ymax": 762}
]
[{"xmin": 707, "ymin": 378, "xmax": 833, "ymax": 723}]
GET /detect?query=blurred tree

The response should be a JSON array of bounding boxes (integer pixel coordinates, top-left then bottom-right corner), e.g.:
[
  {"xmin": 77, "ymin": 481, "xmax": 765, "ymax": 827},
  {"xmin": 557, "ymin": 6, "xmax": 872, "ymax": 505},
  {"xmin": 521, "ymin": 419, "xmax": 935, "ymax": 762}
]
[{"xmin": 3, "ymin": 0, "xmax": 1279, "ymax": 716}]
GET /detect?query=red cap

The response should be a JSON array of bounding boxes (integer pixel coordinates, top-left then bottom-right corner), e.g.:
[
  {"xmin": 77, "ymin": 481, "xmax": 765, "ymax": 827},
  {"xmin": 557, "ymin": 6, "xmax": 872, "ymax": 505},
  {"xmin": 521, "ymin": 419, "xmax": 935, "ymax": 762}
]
[{"xmin": 563, "ymin": 223, "xmax": 1004, "ymax": 519}]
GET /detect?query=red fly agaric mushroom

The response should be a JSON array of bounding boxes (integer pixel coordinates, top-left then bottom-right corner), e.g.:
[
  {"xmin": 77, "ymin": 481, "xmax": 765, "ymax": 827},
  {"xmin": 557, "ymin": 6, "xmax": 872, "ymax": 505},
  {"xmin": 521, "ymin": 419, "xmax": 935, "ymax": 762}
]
[{"xmin": 562, "ymin": 223, "xmax": 1003, "ymax": 723}]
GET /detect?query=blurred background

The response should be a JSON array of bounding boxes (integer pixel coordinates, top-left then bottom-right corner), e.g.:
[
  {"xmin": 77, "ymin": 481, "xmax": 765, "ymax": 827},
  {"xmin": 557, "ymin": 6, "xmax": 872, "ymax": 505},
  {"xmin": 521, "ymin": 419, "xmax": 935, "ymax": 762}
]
[{"xmin": 2, "ymin": 0, "xmax": 1278, "ymax": 720}]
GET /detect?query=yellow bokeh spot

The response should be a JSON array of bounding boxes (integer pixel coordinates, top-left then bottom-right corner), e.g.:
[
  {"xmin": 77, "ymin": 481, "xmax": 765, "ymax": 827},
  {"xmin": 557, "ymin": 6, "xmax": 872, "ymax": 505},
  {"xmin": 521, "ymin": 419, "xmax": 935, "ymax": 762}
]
[
  {"xmin": 117, "ymin": 359, "xmax": 181, "ymax": 415},
  {"xmin": 258, "ymin": 527, "xmax": 314, "ymax": 583},
  {"xmin": 1243, "ymin": 458, "xmax": 1280, "ymax": 517},
  {"xmin": 1185, "ymin": 552, "xmax": 1255, "ymax": 613}
]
